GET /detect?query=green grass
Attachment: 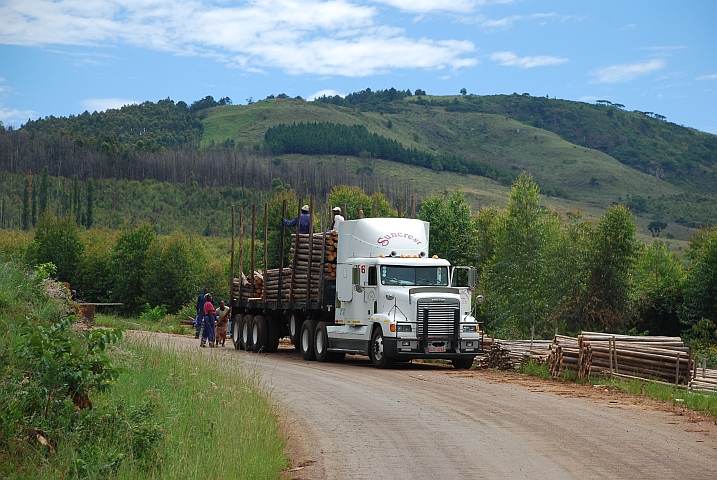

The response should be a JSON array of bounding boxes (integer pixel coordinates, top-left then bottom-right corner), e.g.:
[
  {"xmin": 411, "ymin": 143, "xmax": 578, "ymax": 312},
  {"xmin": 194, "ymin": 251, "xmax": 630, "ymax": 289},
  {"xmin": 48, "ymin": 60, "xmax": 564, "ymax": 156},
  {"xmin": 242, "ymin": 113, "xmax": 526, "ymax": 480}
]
[
  {"xmin": 103, "ymin": 336, "xmax": 288, "ymax": 479},
  {"xmin": 94, "ymin": 312, "xmax": 190, "ymax": 335},
  {"xmin": 593, "ymin": 376, "xmax": 717, "ymax": 420},
  {"xmin": 517, "ymin": 359, "xmax": 717, "ymax": 420}
]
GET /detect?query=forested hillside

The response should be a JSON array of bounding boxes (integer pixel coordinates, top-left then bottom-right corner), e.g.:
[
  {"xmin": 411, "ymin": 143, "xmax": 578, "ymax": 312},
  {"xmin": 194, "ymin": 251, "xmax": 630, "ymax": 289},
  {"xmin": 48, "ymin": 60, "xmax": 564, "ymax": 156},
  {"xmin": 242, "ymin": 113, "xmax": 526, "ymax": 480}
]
[{"xmin": 1, "ymin": 89, "xmax": 716, "ymax": 236}]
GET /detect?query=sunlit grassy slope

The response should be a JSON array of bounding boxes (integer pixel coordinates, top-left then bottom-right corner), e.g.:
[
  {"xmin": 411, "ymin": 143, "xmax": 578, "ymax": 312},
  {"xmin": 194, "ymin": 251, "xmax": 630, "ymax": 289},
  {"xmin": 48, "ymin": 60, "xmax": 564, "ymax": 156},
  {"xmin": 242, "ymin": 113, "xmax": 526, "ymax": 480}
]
[{"xmin": 201, "ymin": 97, "xmax": 701, "ymax": 249}]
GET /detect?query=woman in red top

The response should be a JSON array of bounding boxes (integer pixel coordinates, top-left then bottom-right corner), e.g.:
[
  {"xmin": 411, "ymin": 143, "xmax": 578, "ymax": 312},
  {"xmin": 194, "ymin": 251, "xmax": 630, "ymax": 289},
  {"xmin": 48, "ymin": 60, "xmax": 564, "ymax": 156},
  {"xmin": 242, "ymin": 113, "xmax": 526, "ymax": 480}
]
[{"xmin": 201, "ymin": 293, "xmax": 217, "ymax": 347}]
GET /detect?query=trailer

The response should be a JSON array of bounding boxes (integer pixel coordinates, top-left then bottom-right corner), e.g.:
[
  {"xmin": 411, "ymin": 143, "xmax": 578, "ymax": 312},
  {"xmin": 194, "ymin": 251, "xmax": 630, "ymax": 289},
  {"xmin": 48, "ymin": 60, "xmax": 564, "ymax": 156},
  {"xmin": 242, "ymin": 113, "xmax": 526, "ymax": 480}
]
[{"xmin": 229, "ymin": 201, "xmax": 483, "ymax": 369}]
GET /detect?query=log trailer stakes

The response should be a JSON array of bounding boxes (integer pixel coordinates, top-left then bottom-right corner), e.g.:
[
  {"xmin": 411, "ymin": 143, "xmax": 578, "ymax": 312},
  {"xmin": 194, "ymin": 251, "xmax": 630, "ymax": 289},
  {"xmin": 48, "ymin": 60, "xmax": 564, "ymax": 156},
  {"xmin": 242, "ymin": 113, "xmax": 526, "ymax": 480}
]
[{"xmin": 229, "ymin": 199, "xmax": 484, "ymax": 369}]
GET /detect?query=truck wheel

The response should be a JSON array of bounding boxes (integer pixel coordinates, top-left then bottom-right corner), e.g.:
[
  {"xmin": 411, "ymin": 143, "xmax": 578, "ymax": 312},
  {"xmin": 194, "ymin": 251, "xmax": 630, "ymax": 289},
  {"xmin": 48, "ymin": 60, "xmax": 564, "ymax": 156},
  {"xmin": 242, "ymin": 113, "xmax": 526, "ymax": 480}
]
[
  {"xmin": 289, "ymin": 314, "xmax": 303, "ymax": 351},
  {"xmin": 232, "ymin": 315, "xmax": 242, "ymax": 350},
  {"xmin": 370, "ymin": 327, "xmax": 393, "ymax": 369},
  {"xmin": 300, "ymin": 320, "xmax": 317, "ymax": 361},
  {"xmin": 452, "ymin": 357, "xmax": 475, "ymax": 369},
  {"xmin": 241, "ymin": 315, "xmax": 253, "ymax": 350},
  {"xmin": 266, "ymin": 315, "xmax": 281, "ymax": 353},
  {"xmin": 314, "ymin": 322, "xmax": 332, "ymax": 362},
  {"xmin": 252, "ymin": 315, "xmax": 269, "ymax": 353}
]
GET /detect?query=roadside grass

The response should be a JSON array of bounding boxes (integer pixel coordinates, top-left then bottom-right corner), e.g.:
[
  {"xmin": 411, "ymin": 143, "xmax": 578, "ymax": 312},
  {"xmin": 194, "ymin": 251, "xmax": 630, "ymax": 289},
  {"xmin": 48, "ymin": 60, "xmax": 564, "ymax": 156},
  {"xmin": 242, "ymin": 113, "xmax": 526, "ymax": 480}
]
[
  {"xmin": 591, "ymin": 376, "xmax": 717, "ymax": 419},
  {"xmin": 94, "ymin": 312, "xmax": 192, "ymax": 336},
  {"xmin": 518, "ymin": 360, "xmax": 717, "ymax": 420},
  {"xmin": 100, "ymin": 336, "xmax": 288, "ymax": 479}
]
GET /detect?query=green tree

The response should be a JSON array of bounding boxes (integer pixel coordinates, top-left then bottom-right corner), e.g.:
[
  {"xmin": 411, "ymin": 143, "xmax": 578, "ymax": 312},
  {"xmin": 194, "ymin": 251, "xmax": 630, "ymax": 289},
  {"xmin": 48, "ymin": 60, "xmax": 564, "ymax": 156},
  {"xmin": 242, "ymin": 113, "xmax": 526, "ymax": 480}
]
[
  {"xmin": 111, "ymin": 224, "xmax": 155, "ymax": 314},
  {"xmin": 73, "ymin": 229, "xmax": 115, "ymax": 302},
  {"xmin": 85, "ymin": 178, "xmax": 94, "ymax": 228},
  {"xmin": 482, "ymin": 173, "xmax": 557, "ymax": 338},
  {"xmin": 39, "ymin": 165, "xmax": 49, "ymax": 219},
  {"xmin": 472, "ymin": 206, "xmax": 501, "ymax": 284},
  {"xmin": 72, "ymin": 175, "xmax": 82, "ymax": 226},
  {"xmin": 31, "ymin": 179, "xmax": 37, "ymax": 227},
  {"xmin": 460, "ymin": 88, "xmax": 467, "ymax": 95},
  {"xmin": 32, "ymin": 213, "xmax": 84, "ymax": 283},
  {"xmin": 681, "ymin": 226, "xmax": 717, "ymax": 326},
  {"xmin": 328, "ymin": 185, "xmax": 394, "ymax": 220},
  {"xmin": 648, "ymin": 220, "xmax": 668, "ymax": 237},
  {"xmin": 142, "ymin": 232, "xmax": 198, "ymax": 313},
  {"xmin": 631, "ymin": 240, "xmax": 686, "ymax": 336},
  {"xmin": 579, "ymin": 204, "xmax": 639, "ymax": 329},
  {"xmin": 418, "ymin": 191, "xmax": 476, "ymax": 266},
  {"xmin": 22, "ymin": 177, "xmax": 30, "ymax": 230}
]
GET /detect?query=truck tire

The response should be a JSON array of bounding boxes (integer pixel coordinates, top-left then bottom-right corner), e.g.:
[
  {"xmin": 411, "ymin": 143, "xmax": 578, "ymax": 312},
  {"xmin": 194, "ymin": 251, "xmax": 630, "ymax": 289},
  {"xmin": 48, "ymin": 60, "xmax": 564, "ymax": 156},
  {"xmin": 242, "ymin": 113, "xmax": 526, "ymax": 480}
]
[
  {"xmin": 452, "ymin": 357, "xmax": 475, "ymax": 369},
  {"xmin": 232, "ymin": 314, "xmax": 242, "ymax": 350},
  {"xmin": 266, "ymin": 315, "xmax": 281, "ymax": 353},
  {"xmin": 252, "ymin": 315, "xmax": 269, "ymax": 353},
  {"xmin": 241, "ymin": 314, "xmax": 253, "ymax": 350},
  {"xmin": 300, "ymin": 320, "xmax": 317, "ymax": 361},
  {"xmin": 314, "ymin": 322, "xmax": 332, "ymax": 362},
  {"xmin": 289, "ymin": 314, "xmax": 303, "ymax": 351},
  {"xmin": 370, "ymin": 327, "xmax": 394, "ymax": 369}
]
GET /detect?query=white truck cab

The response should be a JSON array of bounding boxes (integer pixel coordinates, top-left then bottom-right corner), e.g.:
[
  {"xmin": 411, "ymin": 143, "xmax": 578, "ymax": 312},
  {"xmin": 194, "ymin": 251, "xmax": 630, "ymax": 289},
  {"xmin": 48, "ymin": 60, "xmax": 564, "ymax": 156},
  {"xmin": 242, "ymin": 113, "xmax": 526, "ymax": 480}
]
[{"xmin": 328, "ymin": 218, "xmax": 482, "ymax": 368}]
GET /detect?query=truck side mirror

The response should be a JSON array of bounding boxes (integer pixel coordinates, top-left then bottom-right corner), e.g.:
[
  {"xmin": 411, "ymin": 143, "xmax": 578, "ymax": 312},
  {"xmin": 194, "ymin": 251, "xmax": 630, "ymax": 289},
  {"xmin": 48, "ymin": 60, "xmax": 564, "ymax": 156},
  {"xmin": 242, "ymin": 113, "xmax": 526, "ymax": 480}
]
[{"xmin": 468, "ymin": 268, "xmax": 476, "ymax": 289}]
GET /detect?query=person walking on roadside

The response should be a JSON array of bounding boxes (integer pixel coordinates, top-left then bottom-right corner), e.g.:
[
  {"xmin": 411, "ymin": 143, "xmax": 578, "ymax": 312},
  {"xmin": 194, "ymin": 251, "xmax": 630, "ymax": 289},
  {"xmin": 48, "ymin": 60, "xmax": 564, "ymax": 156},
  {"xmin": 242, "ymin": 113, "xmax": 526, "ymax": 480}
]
[
  {"xmin": 201, "ymin": 293, "xmax": 217, "ymax": 347},
  {"xmin": 283, "ymin": 205, "xmax": 313, "ymax": 234},
  {"xmin": 330, "ymin": 206, "xmax": 345, "ymax": 232},
  {"xmin": 215, "ymin": 300, "xmax": 231, "ymax": 347},
  {"xmin": 194, "ymin": 287, "xmax": 208, "ymax": 339}
]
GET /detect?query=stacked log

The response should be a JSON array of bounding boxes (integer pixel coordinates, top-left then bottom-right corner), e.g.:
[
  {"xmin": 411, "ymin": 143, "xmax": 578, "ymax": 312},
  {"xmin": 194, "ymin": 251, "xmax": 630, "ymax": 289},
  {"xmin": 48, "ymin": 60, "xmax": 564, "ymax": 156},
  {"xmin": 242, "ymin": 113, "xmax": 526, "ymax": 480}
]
[
  {"xmin": 476, "ymin": 343, "xmax": 514, "ymax": 370},
  {"xmin": 689, "ymin": 364, "xmax": 717, "ymax": 393},
  {"xmin": 496, "ymin": 340, "xmax": 552, "ymax": 365},
  {"xmin": 263, "ymin": 268, "xmax": 292, "ymax": 302},
  {"xmin": 290, "ymin": 232, "xmax": 338, "ymax": 280},
  {"xmin": 578, "ymin": 332, "xmax": 691, "ymax": 385},
  {"xmin": 547, "ymin": 335, "xmax": 580, "ymax": 378},
  {"xmin": 231, "ymin": 271, "xmax": 264, "ymax": 299}
]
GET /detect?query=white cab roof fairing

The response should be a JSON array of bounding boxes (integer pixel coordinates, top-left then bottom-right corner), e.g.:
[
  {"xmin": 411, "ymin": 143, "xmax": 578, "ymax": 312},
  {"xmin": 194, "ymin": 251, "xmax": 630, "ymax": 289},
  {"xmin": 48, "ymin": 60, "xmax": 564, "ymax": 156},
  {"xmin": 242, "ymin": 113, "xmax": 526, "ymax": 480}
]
[{"xmin": 337, "ymin": 218, "xmax": 430, "ymax": 263}]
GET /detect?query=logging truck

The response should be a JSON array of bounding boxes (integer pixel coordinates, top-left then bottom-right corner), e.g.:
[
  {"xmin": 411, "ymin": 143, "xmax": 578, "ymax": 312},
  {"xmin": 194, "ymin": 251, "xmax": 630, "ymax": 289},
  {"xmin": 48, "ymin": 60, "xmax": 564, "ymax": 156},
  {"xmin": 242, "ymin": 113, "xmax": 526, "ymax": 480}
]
[{"xmin": 229, "ymin": 206, "xmax": 483, "ymax": 369}]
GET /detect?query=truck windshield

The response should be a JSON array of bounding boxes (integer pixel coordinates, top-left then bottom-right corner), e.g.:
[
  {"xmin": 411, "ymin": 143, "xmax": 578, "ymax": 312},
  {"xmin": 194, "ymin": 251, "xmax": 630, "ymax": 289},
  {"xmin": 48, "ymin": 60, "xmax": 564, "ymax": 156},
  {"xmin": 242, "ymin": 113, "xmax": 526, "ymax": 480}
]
[{"xmin": 380, "ymin": 266, "xmax": 449, "ymax": 286}]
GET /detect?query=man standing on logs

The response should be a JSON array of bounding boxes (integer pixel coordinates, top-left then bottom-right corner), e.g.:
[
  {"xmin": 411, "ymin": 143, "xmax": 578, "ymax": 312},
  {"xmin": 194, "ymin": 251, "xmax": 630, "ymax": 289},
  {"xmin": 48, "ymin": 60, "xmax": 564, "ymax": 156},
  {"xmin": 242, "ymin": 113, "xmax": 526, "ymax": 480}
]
[
  {"xmin": 283, "ymin": 204, "xmax": 313, "ymax": 234},
  {"xmin": 330, "ymin": 206, "xmax": 345, "ymax": 232}
]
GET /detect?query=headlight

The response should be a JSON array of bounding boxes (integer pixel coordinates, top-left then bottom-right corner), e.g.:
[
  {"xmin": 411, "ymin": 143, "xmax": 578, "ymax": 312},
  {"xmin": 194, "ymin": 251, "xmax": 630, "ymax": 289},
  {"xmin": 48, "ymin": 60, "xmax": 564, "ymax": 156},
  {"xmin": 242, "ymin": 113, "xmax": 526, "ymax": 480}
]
[
  {"xmin": 396, "ymin": 324, "xmax": 412, "ymax": 333},
  {"xmin": 462, "ymin": 324, "xmax": 476, "ymax": 332}
]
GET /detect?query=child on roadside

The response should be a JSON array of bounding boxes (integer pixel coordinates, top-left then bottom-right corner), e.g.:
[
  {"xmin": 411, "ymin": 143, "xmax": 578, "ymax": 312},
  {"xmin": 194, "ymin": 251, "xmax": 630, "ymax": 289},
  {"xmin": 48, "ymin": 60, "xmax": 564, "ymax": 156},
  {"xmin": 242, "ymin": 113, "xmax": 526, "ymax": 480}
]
[{"xmin": 215, "ymin": 300, "xmax": 231, "ymax": 347}]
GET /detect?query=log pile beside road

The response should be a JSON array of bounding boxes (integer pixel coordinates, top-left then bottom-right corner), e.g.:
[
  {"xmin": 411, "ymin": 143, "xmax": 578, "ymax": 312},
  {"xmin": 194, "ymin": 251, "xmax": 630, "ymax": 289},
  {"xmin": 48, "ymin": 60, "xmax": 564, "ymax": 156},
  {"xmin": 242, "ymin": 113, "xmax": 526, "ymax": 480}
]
[
  {"xmin": 689, "ymin": 364, "xmax": 717, "ymax": 393},
  {"xmin": 478, "ymin": 339, "xmax": 551, "ymax": 369},
  {"xmin": 545, "ymin": 332, "xmax": 692, "ymax": 385}
]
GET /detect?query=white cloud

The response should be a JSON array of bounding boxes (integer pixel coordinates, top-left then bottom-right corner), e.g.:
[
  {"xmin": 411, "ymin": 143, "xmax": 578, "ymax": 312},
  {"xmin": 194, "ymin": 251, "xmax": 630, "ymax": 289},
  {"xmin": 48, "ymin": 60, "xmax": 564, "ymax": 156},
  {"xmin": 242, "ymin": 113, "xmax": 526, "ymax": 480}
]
[
  {"xmin": 372, "ymin": 0, "xmax": 515, "ymax": 13},
  {"xmin": 490, "ymin": 51, "xmax": 568, "ymax": 69},
  {"xmin": 0, "ymin": 0, "xmax": 478, "ymax": 77},
  {"xmin": 472, "ymin": 12, "xmax": 556, "ymax": 29},
  {"xmin": 0, "ymin": 105, "xmax": 38, "ymax": 127},
  {"xmin": 590, "ymin": 59, "xmax": 665, "ymax": 84},
  {"xmin": 697, "ymin": 74, "xmax": 717, "ymax": 81},
  {"xmin": 307, "ymin": 89, "xmax": 344, "ymax": 101},
  {"xmin": 81, "ymin": 98, "xmax": 139, "ymax": 112}
]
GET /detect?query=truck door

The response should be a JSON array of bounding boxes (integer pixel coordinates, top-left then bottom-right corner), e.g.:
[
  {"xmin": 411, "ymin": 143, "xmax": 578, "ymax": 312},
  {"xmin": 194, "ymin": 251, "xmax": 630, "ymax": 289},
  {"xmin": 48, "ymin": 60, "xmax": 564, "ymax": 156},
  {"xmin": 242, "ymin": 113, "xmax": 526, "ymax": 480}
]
[
  {"xmin": 337, "ymin": 264, "xmax": 354, "ymax": 302},
  {"xmin": 451, "ymin": 266, "xmax": 476, "ymax": 318}
]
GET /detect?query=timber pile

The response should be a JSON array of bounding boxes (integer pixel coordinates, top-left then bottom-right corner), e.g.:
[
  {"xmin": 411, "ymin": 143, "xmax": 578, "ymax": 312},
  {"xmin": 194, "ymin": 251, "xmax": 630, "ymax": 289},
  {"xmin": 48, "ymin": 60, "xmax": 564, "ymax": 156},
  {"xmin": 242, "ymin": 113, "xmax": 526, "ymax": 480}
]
[
  {"xmin": 476, "ymin": 343, "xmax": 514, "ymax": 370},
  {"xmin": 547, "ymin": 335, "xmax": 581, "ymax": 377},
  {"xmin": 689, "ymin": 365, "xmax": 717, "ymax": 393},
  {"xmin": 497, "ymin": 340, "xmax": 552, "ymax": 365},
  {"xmin": 231, "ymin": 271, "xmax": 264, "ymax": 299},
  {"xmin": 290, "ymin": 232, "xmax": 338, "ymax": 280},
  {"xmin": 579, "ymin": 332, "xmax": 691, "ymax": 385}
]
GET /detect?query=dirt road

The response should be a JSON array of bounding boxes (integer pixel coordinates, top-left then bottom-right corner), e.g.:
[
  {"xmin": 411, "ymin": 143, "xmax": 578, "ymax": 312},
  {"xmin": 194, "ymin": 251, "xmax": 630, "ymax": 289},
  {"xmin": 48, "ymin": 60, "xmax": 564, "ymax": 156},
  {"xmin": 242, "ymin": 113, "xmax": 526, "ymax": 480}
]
[{"xmin": 146, "ymin": 333, "xmax": 717, "ymax": 479}]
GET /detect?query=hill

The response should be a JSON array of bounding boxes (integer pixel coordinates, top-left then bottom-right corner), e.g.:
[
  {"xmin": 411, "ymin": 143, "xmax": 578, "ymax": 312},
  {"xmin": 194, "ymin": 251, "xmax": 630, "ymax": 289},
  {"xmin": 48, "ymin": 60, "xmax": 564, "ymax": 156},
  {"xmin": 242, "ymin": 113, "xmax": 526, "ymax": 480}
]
[{"xmin": 2, "ymin": 90, "xmax": 715, "ymax": 246}]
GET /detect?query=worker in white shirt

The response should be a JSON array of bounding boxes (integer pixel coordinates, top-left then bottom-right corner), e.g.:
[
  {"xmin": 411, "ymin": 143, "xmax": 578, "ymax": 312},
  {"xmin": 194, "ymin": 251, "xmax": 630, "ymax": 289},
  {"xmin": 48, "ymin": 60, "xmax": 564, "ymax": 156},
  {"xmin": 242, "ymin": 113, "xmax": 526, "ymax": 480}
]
[{"xmin": 330, "ymin": 206, "xmax": 345, "ymax": 231}]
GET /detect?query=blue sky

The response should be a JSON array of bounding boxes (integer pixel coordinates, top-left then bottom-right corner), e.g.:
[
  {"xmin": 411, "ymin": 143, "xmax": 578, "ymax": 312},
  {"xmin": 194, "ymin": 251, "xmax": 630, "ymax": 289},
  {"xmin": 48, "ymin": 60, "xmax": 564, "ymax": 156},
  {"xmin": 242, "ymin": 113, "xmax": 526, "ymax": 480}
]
[{"xmin": 1, "ymin": 0, "xmax": 716, "ymax": 133}]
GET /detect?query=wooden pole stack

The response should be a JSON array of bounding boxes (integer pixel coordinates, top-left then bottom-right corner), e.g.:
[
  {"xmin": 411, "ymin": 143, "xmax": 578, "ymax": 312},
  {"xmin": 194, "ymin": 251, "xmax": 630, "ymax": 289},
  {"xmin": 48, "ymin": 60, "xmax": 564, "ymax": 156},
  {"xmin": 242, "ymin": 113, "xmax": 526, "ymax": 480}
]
[
  {"xmin": 578, "ymin": 332, "xmax": 691, "ymax": 385},
  {"xmin": 689, "ymin": 359, "xmax": 717, "ymax": 393},
  {"xmin": 547, "ymin": 335, "xmax": 580, "ymax": 377}
]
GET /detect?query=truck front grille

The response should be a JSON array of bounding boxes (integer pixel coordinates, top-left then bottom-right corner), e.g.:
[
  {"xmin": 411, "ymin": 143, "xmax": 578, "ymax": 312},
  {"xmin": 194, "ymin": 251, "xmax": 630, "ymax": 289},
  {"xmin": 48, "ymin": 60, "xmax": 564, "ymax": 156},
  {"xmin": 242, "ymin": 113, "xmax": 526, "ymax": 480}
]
[{"xmin": 416, "ymin": 301, "xmax": 459, "ymax": 337}]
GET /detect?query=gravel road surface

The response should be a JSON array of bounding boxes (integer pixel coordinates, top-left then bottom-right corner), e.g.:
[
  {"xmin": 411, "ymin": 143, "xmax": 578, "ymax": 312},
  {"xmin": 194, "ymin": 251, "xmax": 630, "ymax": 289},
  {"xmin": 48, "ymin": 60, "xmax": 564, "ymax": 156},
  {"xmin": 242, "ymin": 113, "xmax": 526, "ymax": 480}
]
[{"xmin": 141, "ymin": 333, "xmax": 717, "ymax": 479}]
